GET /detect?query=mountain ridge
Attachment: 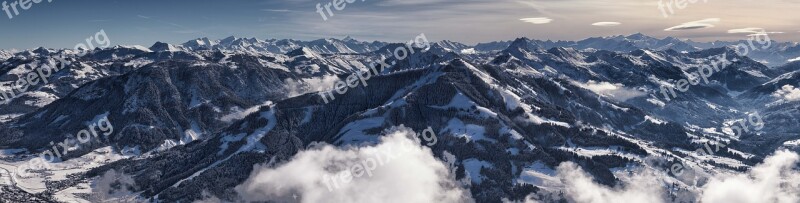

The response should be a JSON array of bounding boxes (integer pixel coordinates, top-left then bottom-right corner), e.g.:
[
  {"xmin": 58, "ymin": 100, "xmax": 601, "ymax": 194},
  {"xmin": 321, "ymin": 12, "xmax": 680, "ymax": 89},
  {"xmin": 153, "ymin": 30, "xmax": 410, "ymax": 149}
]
[{"xmin": 0, "ymin": 34, "xmax": 798, "ymax": 202}]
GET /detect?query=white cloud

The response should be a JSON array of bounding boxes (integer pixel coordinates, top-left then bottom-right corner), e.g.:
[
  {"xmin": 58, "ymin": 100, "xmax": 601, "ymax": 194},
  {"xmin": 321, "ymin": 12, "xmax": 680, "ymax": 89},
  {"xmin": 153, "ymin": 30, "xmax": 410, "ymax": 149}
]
[
  {"xmin": 520, "ymin": 17, "xmax": 553, "ymax": 24},
  {"xmin": 553, "ymin": 150, "xmax": 800, "ymax": 203},
  {"xmin": 219, "ymin": 101, "xmax": 273, "ymax": 123},
  {"xmin": 261, "ymin": 9, "xmax": 292, "ymax": 12},
  {"xmin": 665, "ymin": 18, "xmax": 719, "ymax": 31},
  {"xmin": 377, "ymin": 0, "xmax": 453, "ymax": 6},
  {"xmin": 557, "ymin": 162, "xmax": 665, "ymax": 203},
  {"xmin": 700, "ymin": 150, "xmax": 800, "ymax": 203},
  {"xmin": 235, "ymin": 127, "xmax": 472, "ymax": 203},
  {"xmin": 503, "ymin": 194, "xmax": 543, "ymax": 203},
  {"xmin": 90, "ymin": 169, "xmax": 139, "ymax": 202},
  {"xmin": 592, "ymin": 22, "xmax": 621, "ymax": 27},
  {"xmin": 747, "ymin": 33, "xmax": 772, "ymax": 37},
  {"xmin": 460, "ymin": 48, "xmax": 477, "ymax": 55},
  {"xmin": 728, "ymin": 27, "xmax": 765, "ymax": 34},
  {"xmin": 789, "ymin": 57, "xmax": 800, "ymax": 62},
  {"xmin": 193, "ymin": 191, "xmax": 224, "ymax": 203},
  {"xmin": 728, "ymin": 28, "xmax": 783, "ymax": 36},
  {"xmin": 284, "ymin": 75, "xmax": 340, "ymax": 97},
  {"xmin": 575, "ymin": 80, "xmax": 646, "ymax": 101},
  {"xmin": 772, "ymin": 85, "xmax": 800, "ymax": 102}
]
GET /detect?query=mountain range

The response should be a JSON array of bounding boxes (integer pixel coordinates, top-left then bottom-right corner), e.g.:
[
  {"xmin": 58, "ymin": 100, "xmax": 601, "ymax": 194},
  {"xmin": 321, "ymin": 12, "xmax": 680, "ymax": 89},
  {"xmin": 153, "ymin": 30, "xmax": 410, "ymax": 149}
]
[{"xmin": 0, "ymin": 34, "xmax": 799, "ymax": 203}]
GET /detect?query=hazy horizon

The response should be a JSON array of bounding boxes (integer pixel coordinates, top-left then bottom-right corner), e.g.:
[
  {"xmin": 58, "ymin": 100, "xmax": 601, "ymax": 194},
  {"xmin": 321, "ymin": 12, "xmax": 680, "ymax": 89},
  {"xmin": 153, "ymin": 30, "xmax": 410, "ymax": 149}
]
[{"xmin": 0, "ymin": 0, "xmax": 798, "ymax": 50}]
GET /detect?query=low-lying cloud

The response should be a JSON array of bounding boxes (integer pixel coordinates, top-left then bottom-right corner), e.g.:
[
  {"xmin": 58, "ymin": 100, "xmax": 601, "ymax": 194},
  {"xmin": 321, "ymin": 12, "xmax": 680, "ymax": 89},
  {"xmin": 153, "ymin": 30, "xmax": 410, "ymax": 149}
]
[
  {"xmin": 284, "ymin": 75, "xmax": 340, "ymax": 97},
  {"xmin": 701, "ymin": 150, "xmax": 800, "ymax": 203},
  {"xmin": 576, "ymin": 80, "xmax": 646, "ymax": 101},
  {"xmin": 90, "ymin": 169, "xmax": 139, "ymax": 202},
  {"xmin": 558, "ymin": 162, "xmax": 664, "ymax": 203},
  {"xmin": 554, "ymin": 150, "xmax": 800, "ymax": 203},
  {"xmin": 772, "ymin": 85, "xmax": 800, "ymax": 102},
  {"xmin": 235, "ymin": 127, "xmax": 472, "ymax": 203}
]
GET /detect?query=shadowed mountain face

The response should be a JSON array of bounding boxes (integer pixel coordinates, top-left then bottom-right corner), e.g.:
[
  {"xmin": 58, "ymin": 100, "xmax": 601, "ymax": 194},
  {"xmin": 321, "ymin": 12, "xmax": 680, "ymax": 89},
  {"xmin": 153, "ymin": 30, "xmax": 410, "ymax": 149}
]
[{"xmin": 0, "ymin": 35, "xmax": 798, "ymax": 202}]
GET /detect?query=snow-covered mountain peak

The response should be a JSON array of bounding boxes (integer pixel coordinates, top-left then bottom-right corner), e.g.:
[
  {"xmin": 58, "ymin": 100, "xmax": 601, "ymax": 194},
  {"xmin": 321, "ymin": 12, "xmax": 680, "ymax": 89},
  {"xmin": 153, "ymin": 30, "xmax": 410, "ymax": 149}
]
[
  {"xmin": 1, "ymin": 35, "xmax": 800, "ymax": 203},
  {"xmin": 112, "ymin": 45, "xmax": 152, "ymax": 52},
  {"xmin": 286, "ymin": 47, "xmax": 322, "ymax": 59},
  {"xmin": 342, "ymin": 35, "xmax": 357, "ymax": 42},
  {"xmin": 32, "ymin": 47, "xmax": 56, "ymax": 55},
  {"xmin": 183, "ymin": 37, "xmax": 217, "ymax": 50},
  {"xmin": 150, "ymin": 41, "xmax": 183, "ymax": 52}
]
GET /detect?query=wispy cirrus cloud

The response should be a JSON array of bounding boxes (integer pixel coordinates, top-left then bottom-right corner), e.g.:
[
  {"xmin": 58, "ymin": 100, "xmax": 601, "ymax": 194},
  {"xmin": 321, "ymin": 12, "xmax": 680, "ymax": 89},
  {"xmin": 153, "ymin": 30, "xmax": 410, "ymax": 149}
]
[
  {"xmin": 515, "ymin": 0, "xmax": 563, "ymax": 19},
  {"xmin": 728, "ymin": 27, "xmax": 766, "ymax": 34},
  {"xmin": 665, "ymin": 18, "xmax": 719, "ymax": 31},
  {"xmin": 171, "ymin": 30, "xmax": 201, "ymax": 34},
  {"xmin": 728, "ymin": 27, "xmax": 784, "ymax": 37},
  {"xmin": 592, "ymin": 22, "xmax": 621, "ymax": 26},
  {"xmin": 4, "ymin": 0, "xmax": 800, "ymax": 49},
  {"xmin": 261, "ymin": 8, "xmax": 293, "ymax": 12},
  {"xmin": 377, "ymin": 0, "xmax": 455, "ymax": 6},
  {"xmin": 520, "ymin": 17, "xmax": 553, "ymax": 24}
]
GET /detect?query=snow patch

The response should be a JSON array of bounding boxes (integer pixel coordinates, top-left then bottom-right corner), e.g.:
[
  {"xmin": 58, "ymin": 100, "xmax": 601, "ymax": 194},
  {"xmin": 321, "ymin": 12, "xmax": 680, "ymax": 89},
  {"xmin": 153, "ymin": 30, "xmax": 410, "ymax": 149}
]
[{"xmin": 463, "ymin": 158, "xmax": 494, "ymax": 184}]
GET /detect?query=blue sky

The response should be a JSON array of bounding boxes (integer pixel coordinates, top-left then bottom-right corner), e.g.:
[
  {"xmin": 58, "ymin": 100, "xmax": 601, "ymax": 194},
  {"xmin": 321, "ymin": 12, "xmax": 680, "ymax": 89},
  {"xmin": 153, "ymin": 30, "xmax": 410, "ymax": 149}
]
[{"xmin": 0, "ymin": 0, "xmax": 798, "ymax": 49}]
